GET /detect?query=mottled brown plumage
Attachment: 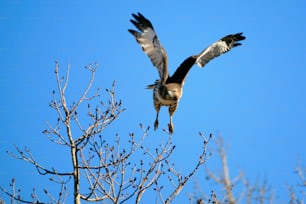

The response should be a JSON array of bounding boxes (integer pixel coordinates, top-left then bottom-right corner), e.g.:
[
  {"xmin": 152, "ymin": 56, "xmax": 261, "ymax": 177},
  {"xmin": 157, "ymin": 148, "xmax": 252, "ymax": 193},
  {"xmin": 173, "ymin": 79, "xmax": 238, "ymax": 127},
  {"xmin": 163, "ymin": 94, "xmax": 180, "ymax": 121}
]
[{"xmin": 129, "ymin": 12, "xmax": 245, "ymax": 134}]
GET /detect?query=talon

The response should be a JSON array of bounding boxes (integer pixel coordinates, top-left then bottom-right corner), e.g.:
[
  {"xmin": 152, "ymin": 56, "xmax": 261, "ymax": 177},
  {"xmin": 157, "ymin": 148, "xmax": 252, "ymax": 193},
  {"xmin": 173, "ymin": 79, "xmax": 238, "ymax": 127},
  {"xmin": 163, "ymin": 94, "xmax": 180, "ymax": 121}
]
[
  {"xmin": 154, "ymin": 119, "xmax": 159, "ymax": 131},
  {"xmin": 168, "ymin": 123, "xmax": 174, "ymax": 134}
]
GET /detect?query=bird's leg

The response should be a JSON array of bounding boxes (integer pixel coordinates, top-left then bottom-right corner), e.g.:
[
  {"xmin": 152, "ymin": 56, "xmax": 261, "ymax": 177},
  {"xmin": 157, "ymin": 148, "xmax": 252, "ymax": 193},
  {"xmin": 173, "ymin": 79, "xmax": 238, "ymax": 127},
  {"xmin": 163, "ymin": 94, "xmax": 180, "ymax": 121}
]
[
  {"xmin": 168, "ymin": 116, "xmax": 174, "ymax": 134},
  {"xmin": 154, "ymin": 112, "xmax": 159, "ymax": 130},
  {"xmin": 154, "ymin": 104, "xmax": 161, "ymax": 131},
  {"xmin": 168, "ymin": 104, "xmax": 177, "ymax": 134}
]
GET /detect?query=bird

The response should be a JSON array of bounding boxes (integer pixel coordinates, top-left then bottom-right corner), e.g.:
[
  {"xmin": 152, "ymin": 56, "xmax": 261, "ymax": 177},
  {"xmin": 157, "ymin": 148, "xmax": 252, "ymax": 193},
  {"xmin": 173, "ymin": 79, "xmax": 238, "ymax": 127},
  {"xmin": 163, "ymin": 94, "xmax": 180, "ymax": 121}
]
[{"xmin": 128, "ymin": 12, "xmax": 246, "ymax": 134}]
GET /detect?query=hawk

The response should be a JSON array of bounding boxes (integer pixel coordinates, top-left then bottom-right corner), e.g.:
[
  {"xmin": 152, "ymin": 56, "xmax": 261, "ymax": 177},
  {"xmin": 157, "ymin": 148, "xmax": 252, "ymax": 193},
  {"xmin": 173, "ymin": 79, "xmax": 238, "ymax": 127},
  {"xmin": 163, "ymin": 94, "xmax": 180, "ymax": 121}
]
[{"xmin": 128, "ymin": 12, "xmax": 246, "ymax": 134}]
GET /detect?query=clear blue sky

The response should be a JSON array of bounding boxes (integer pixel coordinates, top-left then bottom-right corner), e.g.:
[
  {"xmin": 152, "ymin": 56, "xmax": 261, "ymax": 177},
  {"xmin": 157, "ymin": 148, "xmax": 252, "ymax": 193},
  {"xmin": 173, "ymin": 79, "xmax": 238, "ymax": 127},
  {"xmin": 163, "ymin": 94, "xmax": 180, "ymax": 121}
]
[{"xmin": 1, "ymin": 1, "xmax": 306, "ymax": 203}]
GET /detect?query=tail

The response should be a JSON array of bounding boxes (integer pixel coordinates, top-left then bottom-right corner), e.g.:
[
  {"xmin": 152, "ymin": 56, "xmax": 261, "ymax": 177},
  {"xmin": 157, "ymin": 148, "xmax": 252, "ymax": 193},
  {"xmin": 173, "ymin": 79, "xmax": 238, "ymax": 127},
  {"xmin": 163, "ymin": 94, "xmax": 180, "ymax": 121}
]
[
  {"xmin": 146, "ymin": 80, "xmax": 160, "ymax": 89},
  {"xmin": 146, "ymin": 84, "xmax": 155, "ymax": 89}
]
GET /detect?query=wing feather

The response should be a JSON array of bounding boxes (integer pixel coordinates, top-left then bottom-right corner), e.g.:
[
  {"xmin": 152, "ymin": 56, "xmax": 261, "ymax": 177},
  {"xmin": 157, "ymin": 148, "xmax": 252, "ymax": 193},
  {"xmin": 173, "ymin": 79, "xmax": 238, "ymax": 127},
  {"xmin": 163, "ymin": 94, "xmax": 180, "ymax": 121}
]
[
  {"xmin": 129, "ymin": 13, "xmax": 168, "ymax": 82},
  {"xmin": 196, "ymin": 33, "xmax": 246, "ymax": 67}
]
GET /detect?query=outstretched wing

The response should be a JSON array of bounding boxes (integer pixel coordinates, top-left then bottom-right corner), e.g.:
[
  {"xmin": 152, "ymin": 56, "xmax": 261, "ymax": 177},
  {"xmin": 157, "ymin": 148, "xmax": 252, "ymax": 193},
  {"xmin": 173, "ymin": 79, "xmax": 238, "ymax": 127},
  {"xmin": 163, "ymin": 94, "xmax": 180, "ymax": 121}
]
[
  {"xmin": 128, "ymin": 13, "xmax": 168, "ymax": 83},
  {"xmin": 196, "ymin": 33, "xmax": 246, "ymax": 67}
]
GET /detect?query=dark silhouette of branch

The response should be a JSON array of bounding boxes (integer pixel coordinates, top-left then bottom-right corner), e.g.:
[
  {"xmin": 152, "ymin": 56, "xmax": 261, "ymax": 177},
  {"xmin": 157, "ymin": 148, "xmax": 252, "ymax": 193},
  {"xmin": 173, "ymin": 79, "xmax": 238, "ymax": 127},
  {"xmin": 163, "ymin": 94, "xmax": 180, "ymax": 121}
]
[
  {"xmin": 1, "ymin": 62, "xmax": 213, "ymax": 204},
  {"xmin": 164, "ymin": 133, "xmax": 212, "ymax": 204},
  {"xmin": 7, "ymin": 146, "xmax": 73, "ymax": 176}
]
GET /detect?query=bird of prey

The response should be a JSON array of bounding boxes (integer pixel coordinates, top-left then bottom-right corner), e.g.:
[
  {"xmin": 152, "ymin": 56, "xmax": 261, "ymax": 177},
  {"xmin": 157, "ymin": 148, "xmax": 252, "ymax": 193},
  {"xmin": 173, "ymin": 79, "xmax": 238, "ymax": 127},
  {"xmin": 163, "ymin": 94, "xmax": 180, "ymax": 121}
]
[{"xmin": 128, "ymin": 12, "xmax": 246, "ymax": 134}]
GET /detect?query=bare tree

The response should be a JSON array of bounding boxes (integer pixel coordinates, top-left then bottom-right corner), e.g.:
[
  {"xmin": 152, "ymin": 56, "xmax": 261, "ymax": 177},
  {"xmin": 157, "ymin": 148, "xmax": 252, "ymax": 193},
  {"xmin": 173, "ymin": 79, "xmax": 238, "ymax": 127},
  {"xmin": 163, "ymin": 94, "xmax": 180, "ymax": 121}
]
[
  {"xmin": 287, "ymin": 160, "xmax": 306, "ymax": 204},
  {"xmin": 0, "ymin": 62, "xmax": 211, "ymax": 204},
  {"xmin": 189, "ymin": 136, "xmax": 306, "ymax": 204},
  {"xmin": 203, "ymin": 136, "xmax": 274, "ymax": 204}
]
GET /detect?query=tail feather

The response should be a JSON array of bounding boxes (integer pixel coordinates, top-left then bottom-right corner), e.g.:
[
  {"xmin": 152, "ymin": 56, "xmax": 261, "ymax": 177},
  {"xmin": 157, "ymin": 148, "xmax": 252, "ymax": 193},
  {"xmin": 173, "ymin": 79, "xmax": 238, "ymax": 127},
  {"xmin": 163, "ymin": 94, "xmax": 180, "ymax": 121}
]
[
  {"xmin": 146, "ymin": 80, "xmax": 160, "ymax": 89},
  {"xmin": 146, "ymin": 84, "xmax": 155, "ymax": 89}
]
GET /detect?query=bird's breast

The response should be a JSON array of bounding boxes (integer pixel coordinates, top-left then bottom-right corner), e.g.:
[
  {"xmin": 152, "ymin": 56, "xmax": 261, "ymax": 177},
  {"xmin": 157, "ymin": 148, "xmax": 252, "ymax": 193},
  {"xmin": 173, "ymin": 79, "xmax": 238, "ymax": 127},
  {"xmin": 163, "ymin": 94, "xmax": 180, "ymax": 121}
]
[{"xmin": 153, "ymin": 84, "xmax": 182, "ymax": 106}]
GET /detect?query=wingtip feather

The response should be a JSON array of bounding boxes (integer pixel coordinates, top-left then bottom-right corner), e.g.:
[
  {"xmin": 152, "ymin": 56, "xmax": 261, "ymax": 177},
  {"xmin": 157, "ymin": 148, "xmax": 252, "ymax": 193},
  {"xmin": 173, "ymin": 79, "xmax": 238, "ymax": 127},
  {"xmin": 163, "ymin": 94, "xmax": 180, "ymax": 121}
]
[
  {"xmin": 234, "ymin": 32, "xmax": 246, "ymax": 41},
  {"xmin": 128, "ymin": 29, "xmax": 134, "ymax": 33},
  {"xmin": 131, "ymin": 13, "xmax": 138, "ymax": 19},
  {"xmin": 130, "ymin": 12, "xmax": 154, "ymax": 30},
  {"xmin": 233, "ymin": 42, "xmax": 242, "ymax": 47}
]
